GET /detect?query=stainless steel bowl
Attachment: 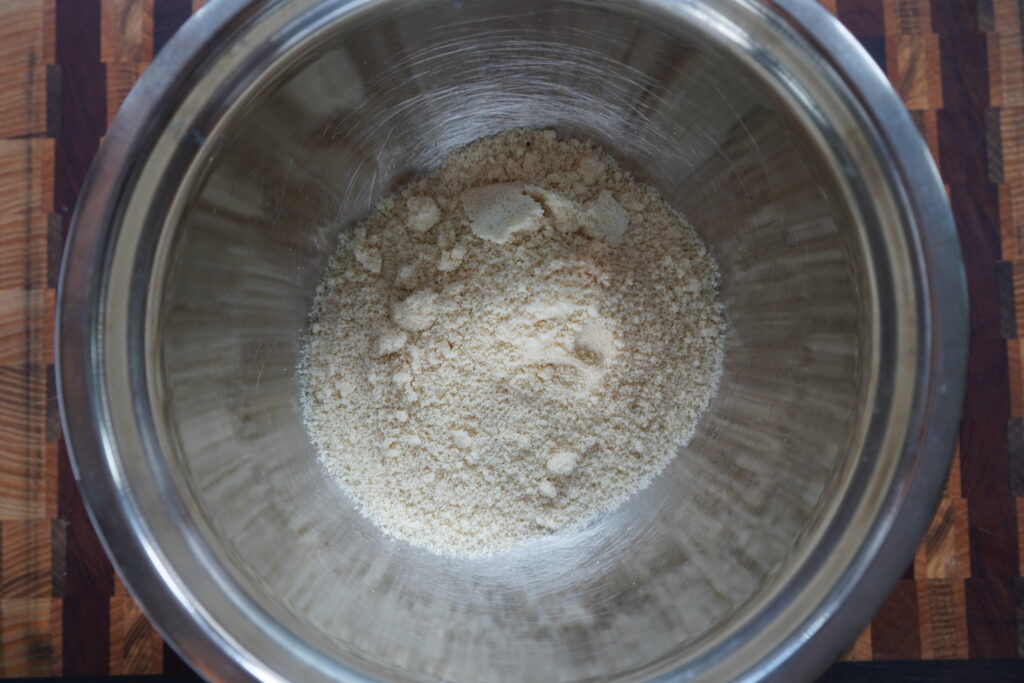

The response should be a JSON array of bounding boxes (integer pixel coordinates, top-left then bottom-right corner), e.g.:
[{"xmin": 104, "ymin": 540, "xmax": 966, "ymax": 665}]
[{"xmin": 57, "ymin": 0, "xmax": 967, "ymax": 680}]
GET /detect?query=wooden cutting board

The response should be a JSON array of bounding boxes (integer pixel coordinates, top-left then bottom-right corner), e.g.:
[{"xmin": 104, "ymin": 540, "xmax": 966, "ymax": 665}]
[{"xmin": 0, "ymin": 0, "xmax": 1019, "ymax": 676}]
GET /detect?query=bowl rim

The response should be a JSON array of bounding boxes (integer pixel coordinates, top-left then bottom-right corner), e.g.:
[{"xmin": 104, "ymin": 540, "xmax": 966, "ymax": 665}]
[{"xmin": 56, "ymin": 0, "xmax": 968, "ymax": 681}]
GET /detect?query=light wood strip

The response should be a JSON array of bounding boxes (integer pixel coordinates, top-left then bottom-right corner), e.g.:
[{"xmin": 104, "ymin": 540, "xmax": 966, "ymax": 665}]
[
  {"xmin": 0, "ymin": 364, "xmax": 47, "ymax": 520},
  {"xmin": 917, "ymin": 579, "xmax": 969, "ymax": 659},
  {"xmin": 0, "ymin": 520, "xmax": 52, "ymax": 598},
  {"xmin": 0, "ymin": 598, "xmax": 58, "ymax": 676},
  {"xmin": 839, "ymin": 624, "xmax": 873, "ymax": 661},
  {"xmin": 0, "ymin": 0, "xmax": 55, "ymax": 70},
  {"xmin": 915, "ymin": 497, "xmax": 972, "ymax": 579},
  {"xmin": 109, "ymin": 595, "xmax": 162, "ymax": 674},
  {"xmin": 0, "ymin": 66, "xmax": 47, "ymax": 139},
  {"xmin": 106, "ymin": 61, "xmax": 147, "ymax": 127},
  {"xmin": 101, "ymin": 0, "xmax": 153, "ymax": 65},
  {"xmin": 0, "ymin": 288, "xmax": 54, "ymax": 366},
  {"xmin": 994, "ymin": 0, "xmax": 1024, "ymax": 107},
  {"xmin": 887, "ymin": 34, "xmax": 942, "ymax": 110}
]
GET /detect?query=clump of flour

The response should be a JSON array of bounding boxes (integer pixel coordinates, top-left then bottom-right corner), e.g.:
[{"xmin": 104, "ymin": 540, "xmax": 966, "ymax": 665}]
[{"xmin": 300, "ymin": 129, "xmax": 726, "ymax": 557}]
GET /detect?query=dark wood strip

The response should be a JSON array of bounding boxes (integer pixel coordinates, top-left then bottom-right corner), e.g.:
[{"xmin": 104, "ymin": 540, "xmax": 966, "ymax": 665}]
[
  {"xmin": 50, "ymin": 517, "xmax": 65, "ymax": 599},
  {"xmin": 930, "ymin": 0, "xmax": 981, "ymax": 34},
  {"xmin": 162, "ymin": 641, "xmax": 193, "ymax": 675},
  {"xmin": 835, "ymin": 0, "xmax": 886, "ymax": 69},
  {"xmin": 966, "ymin": 576, "xmax": 1018, "ymax": 658},
  {"xmin": 53, "ymin": 63, "xmax": 104, "ymax": 222},
  {"xmin": 933, "ymin": 0, "xmax": 1020, "ymax": 663},
  {"xmin": 937, "ymin": 33, "xmax": 990, "ymax": 110},
  {"xmin": 939, "ymin": 110, "xmax": 992, "ymax": 190},
  {"xmin": 1008, "ymin": 416, "xmax": 1024, "ymax": 497},
  {"xmin": 998, "ymin": 260, "xmax": 1017, "ymax": 339},
  {"xmin": 871, "ymin": 580, "xmax": 922, "ymax": 659},
  {"xmin": 54, "ymin": 0, "xmax": 111, "ymax": 597},
  {"xmin": 945, "ymin": 180, "xmax": 1001, "ymax": 342},
  {"xmin": 967, "ymin": 488, "xmax": 1018, "ymax": 581},
  {"xmin": 836, "ymin": 0, "xmax": 885, "ymax": 35},
  {"xmin": 61, "ymin": 596, "xmax": 108, "ymax": 676},
  {"xmin": 55, "ymin": 0, "xmax": 100, "ymax": 65},
  {"xmin": 153, "ymin": 0, "xmax": 193, "ymax": 57},
  {"xmin": 43, "ymin": 364, "xmax": 57, "ymax": 444},
  {"xmin": 961, "ymin": 338, "xmax": 1010, "ymax": 421},
  {"xmin": 56, "ymin": 440, "xmax": 111, "ymax": 598},
  {"xmin": 51, "ymin": 24, "xmax": 108, "ymax": 677}
]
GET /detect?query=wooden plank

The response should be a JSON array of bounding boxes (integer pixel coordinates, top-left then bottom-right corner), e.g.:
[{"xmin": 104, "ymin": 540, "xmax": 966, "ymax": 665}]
[
  {"xmin": 887, "ymin": 33, "xmax": 942, "ymax": 110},
  {"xmin": 41, "ymin": 441, "xmax": 57, "ymax": 523},
  {"xmin": 0, "ymin": 66, "xmax": 47, "ymax": 139},
  {"xmin": 0, "ymin": 139, "xmax": 54, "ymax": 240},
  {"xmin": 105, "ymin": 61, "xmax": 146, "ymax": 127},
  {"xmin": 0, "ymin": 365, "xmax": 47, "ymax": 520},
  {"xmin": 917, "ymin": 579, "xmax": 969, "ymax": 659},
  {"xmin": 0, "ymin": 0, "xmax": 55, "ymax": 69},
  {"xmin": 0, "ymin": 214, "xmax": 48, "ymax": 292},
  {"xmin": 837, "ymin": 0, "xmax": 886, "ymax": 36},
  {"xmin": 101, "ymin": 0, "xmax": 152, "ymax": 65},
  {"xmin": 109, "ymin": 596, "xmax": 161, "ymax": 675},
  {"xmin": 915, "ymin": 497, "xmax": 971, "ymax": 579},
  {"xmin": 943, "ymin": 446, "xmax": 963, "ymax": 499},
  {"xmin": 993, "ymin": 0, "xmax": 1024, "ymax": 107},
  {"xmin": 0, "ymin": 598, "xmax": 59, "ymax": 676},
  {"xmin": 0, "ymin": 288, "xmax": 54, "ymax": 366},
  {"xmin": 1000, "ymin": 110, "xmax": 1024, "ymax": 259},
  {"xmin": 61, "ymin": 596, "xmax": 107, "ymax": 675},
  {"xmin": 0, "ymin": 520, "xmax": 54, "ymax": 598},
  {"xmin": 839, "ymin": 624, "xmax": 872, "ymax": 661},
  {"xmin": 871, "ymin": 580, "xmax": 922, "ymax": 659}
]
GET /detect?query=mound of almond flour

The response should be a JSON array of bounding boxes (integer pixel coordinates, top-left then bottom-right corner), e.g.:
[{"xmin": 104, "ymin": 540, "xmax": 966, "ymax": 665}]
[{"xmin": 300, "ymin": 129, "xmax": 725, "ymax": 557}]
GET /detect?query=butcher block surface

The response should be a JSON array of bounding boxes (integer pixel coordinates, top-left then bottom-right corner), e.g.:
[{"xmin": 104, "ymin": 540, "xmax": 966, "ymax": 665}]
[{"xmin": 0, "ymin": 0, "xmax": 1021, "ymax": 678}]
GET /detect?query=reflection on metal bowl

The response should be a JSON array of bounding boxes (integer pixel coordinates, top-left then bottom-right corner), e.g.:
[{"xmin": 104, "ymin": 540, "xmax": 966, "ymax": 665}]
[{"xmin": 58, "ymin": 0, "xmax": 967, "ymax": 681}]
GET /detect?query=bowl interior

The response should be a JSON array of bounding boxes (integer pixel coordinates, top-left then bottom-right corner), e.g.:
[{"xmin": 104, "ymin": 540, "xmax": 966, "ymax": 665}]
[{"xmin": 152, "ymin": 0, "xmax": 871, "ymax": 679}]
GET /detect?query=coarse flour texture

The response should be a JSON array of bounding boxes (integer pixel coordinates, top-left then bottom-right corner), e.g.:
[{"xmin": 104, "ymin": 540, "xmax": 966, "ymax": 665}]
[{"xmin": 300, "ymin": 130, "xmax": 725, "ymax": 557}]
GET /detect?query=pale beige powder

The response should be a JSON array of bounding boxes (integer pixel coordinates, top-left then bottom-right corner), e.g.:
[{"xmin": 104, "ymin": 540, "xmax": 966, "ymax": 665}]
[{"xmin": 300, "ymin": 129, "xmax": 725, "ymax": 557}]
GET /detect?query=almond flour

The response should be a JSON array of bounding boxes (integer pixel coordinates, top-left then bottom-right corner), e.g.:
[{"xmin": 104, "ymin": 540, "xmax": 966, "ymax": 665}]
[{"xmin": 300, "ymin": 129, "xmax": 726, "ymax": 557}]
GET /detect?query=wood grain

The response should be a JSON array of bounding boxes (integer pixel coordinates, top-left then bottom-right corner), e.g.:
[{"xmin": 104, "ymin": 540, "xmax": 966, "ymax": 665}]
[
  {"xmin": 917, "ymin": 579, "xmax": 969, "ymax": 659},
  {"xmin": 0, "ymin": 598, "xmax": 59, "ymax": 677},
  {"xmin": 915, "ymin": 497, "xmax": 971, "ymax": 580},
  {"xmin": 100, "ymin": 0, "xmax": 152, "ymax": 65},
  {"xmin": 108, "ymin": 596, "xmax": 161, "ymax": 675},
  {"xmin": 1, "ymin": 520, "xmax": 55, "ymax": 598},
  {"xmin": 872, "ymin": 580, "xmax": 923, "ymax": 659},
  {"xmin": 0, "ymin": 0, "xmax": 55, "ymax": 70}
]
